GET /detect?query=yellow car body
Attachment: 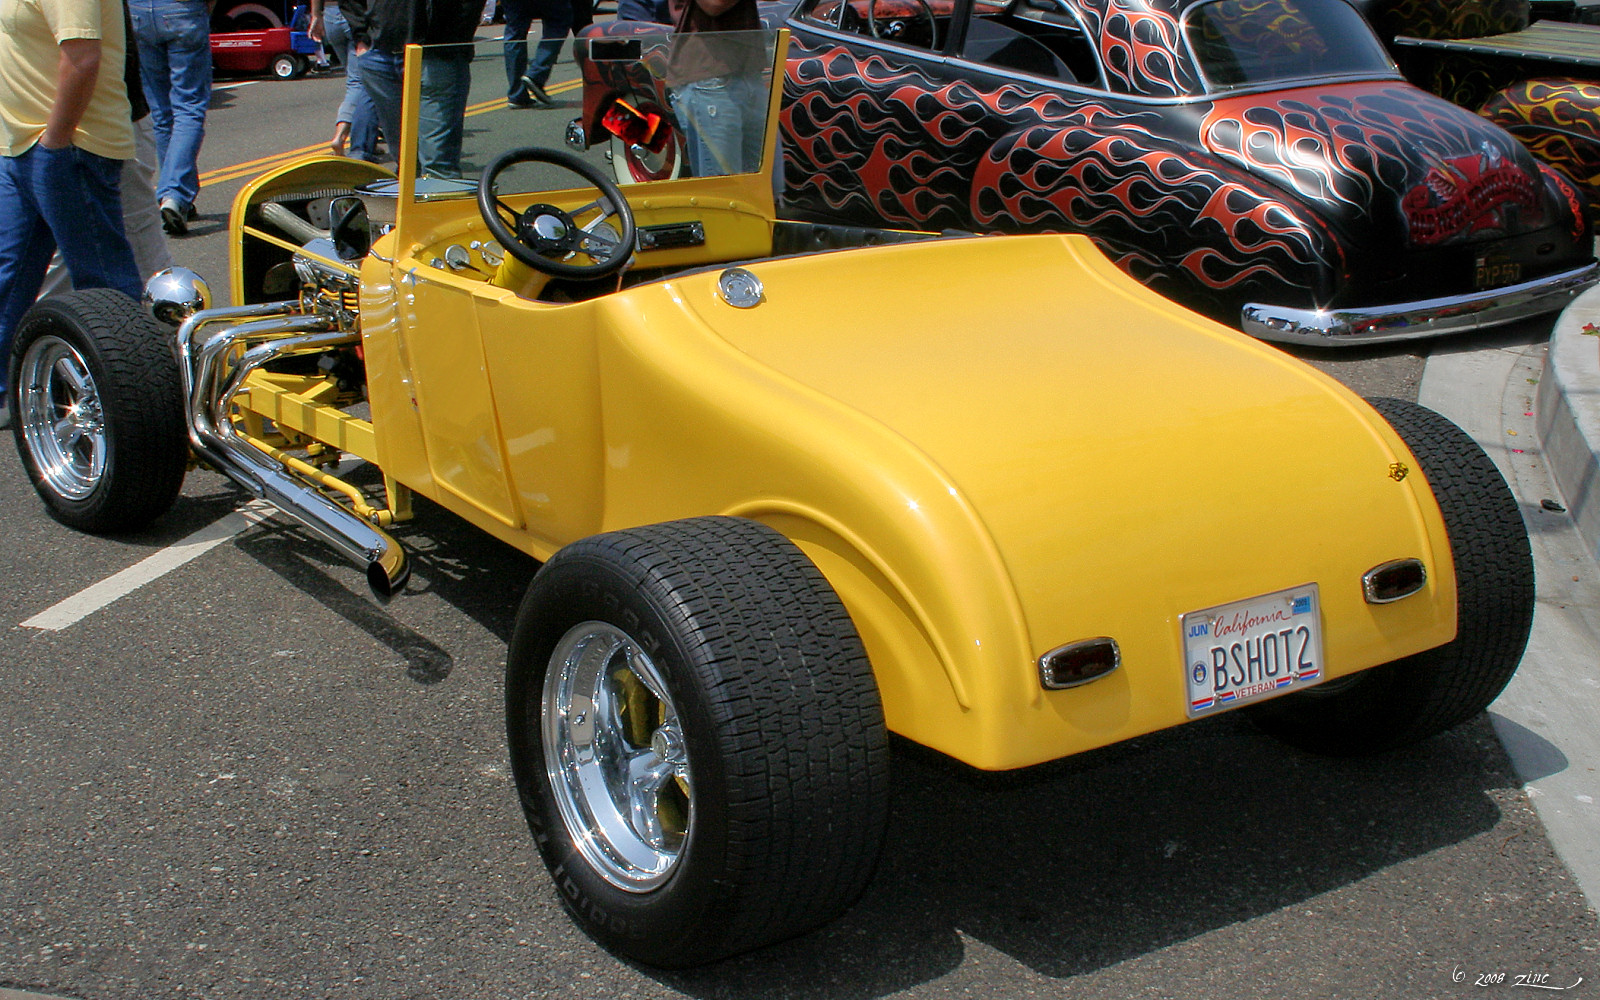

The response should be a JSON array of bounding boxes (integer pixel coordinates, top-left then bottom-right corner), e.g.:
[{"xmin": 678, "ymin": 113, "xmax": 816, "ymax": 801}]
[
  {"xmin": 0, "ymin": 27, "xmax": 1512, "ymax": 966},
  {"xmin": 212, "ymin": 37, "xmax": 1465, "ymax": 773}
]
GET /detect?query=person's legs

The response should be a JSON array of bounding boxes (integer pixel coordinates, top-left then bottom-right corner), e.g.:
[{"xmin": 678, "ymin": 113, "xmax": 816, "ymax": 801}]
[
  {"xmin": 155, "ymin": 0, "xmax": 212, "ymax": 216},
  {"xmin": 130, "ymin": 3, "xmax": 174, "ymax": 165},
  {"xmin": 733, "ymin": 74, "xmax": 766, "ymax": 174},
  {"xmin": 358, "ymin": 48, "xmax": 405, "ymax": 165},
  {"xmin": 32, "ymin": 147, "xmax": 142, "ymax": 300},
  {"xmin": 419, "ymin": 52, "xmax": 471, "ymax": 178},
  {"xmin": 503, "ymin": 0, "xmax": 536, "ymax": 103},
  {"xmin": 323, "ymin": 7, "xmax": 355, "ymax": 122},
  {"xmin": 0, "ymin": 154, "xmax": 57, "ymax": 399},
  {"xmin": 671, "ymin": 77, "xmax": 748, "ymax": 177},
  {"xmin": 39, "ymin": 117, "xmax": 170, "ymax": 298},
  {"xmin": 323, "ymin": 5, "xmax": 377, "ymax": 157},
  {"xmin": 525, "ymin": 0, "xmax": 574, "ymax": 90},
  {"xmin": 614, "ymin": 0, "xmax": 662, "ymax": 21}
]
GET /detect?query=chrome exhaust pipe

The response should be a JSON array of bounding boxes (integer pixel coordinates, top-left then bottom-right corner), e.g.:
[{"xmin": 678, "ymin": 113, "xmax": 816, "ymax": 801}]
[{"xmin": 174, "ymin": 301, "xmax": 410, "ymax": 601}]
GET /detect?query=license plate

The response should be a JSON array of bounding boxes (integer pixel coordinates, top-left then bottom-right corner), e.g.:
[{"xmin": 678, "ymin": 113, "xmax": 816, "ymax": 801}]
[
  {"xmin": 1474, "ymin": 255, "xmax": 1522, "ymax": 290},
  {"xmin": 1182, "ymin": 584, "xmax": 1323, "ymax": 717}
]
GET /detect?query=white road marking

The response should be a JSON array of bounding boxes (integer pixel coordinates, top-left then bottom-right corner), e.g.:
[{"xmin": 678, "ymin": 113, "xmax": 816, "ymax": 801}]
[
  {"xmin": 21, "ymin": 502, "xmax": 273, "ymax": 631},
  {"xmin": 212, "ymin": 80, "xmax": 259, "ymax": 92}
]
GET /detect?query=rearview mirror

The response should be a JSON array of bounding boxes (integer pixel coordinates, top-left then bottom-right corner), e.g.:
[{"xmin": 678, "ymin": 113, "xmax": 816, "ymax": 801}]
[{"xmin": 330, "ymin": 196, "xmax": 371, "ymax": 261}]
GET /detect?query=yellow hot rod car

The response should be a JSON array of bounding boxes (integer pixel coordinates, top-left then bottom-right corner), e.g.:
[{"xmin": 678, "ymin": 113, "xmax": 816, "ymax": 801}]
[{"xmin": 7, "ymin": 30, "xmax": 1534, "ymax": 967}]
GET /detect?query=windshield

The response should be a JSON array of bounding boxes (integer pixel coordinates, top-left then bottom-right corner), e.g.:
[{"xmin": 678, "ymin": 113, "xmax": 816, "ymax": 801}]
[
  {"xmin": 1184, "ymin": 0, "xmax": 1394, "ymax": 92},
  {"xmin": 401, "ymin": 30, "xmax": 778, "ymax": 203}
]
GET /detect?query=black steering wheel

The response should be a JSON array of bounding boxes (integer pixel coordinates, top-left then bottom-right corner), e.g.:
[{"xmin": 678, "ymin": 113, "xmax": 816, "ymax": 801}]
[
  {"xmin": 867, "ymin": 0, "xmax": 938, "ymax": 47},
  {"xmin": 477, "ymin": 147, "xmax": 637, "ymax": 280}
]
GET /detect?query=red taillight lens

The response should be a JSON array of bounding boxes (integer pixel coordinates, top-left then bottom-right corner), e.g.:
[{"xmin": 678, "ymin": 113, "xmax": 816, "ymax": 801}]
[{"xmin": 601, "ymin": 99, "xmax": 666, "ymax": 152}]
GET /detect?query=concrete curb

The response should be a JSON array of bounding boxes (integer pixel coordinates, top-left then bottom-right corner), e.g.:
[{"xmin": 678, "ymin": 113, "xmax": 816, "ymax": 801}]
[
  {"xmin": 1536, "ymin": 284, "xmax": 1600, "ymax": 560},
  {"xmin": 1420, "ymin": 319, "xmax": 1600, "ymax": 912}
]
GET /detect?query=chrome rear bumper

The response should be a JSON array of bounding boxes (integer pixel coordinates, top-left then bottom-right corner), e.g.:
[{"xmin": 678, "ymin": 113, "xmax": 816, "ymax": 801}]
[{"xmin": 1241, "ymin": 262, "xmax": 1599, "ymax": 346}]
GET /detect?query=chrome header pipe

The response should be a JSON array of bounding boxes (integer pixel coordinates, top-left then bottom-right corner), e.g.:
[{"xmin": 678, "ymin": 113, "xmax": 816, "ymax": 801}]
[{"xmin": 151, "ymin": 283, "xmax": 409, "ymax": 601}]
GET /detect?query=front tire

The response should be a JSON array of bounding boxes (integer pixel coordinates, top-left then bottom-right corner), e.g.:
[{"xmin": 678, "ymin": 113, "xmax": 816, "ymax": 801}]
[
  {"xmin": 8, "ymin": 290, "xmax": 188, "ymax": 533},
  {"xmin": 1247, "ymin": 398, "xmax": 1534, "ymax": 755},
  {"xmin": 506, "ymin": 516, "xmax": 889, "ymax": 967}
]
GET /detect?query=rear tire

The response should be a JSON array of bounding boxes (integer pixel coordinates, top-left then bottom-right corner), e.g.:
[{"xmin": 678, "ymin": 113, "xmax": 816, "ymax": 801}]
[
  {"xmin": 506, "ymin": 516, "xmax": 889, "ymax": 967},
  {"xmin": 271, "ymin": 54, "xmax": 299, "ymax": 79},
  {"xmin": 8, "ymin": 290, "xmax": 188, "ymax": 533},
  {"xmin": 1247, "ymin": 398, "xmax": 1534, "ymax": 755}
]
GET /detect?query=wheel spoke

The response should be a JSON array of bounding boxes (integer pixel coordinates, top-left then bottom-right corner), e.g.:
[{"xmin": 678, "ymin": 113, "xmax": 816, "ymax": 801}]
[
  {"xmin": 53, "ymin": 415, "xmax": 83, "ymax": 453},
  {"xmin": 54, "ymin": 355, "xmax": 93, "ymax": 398},
  {"xmin": 624, "ymin": 644, "xmax": 671, "ymax": 704},
  {"xmin": 624, "ymin": 747, "xmax": 675, "ymax": 847},
  {"xmin": 542, "ymin": 622, "xmax": 690, "ymax": 892},
  {"xmin": 78, "ymin": 429, "xmax": 107, "ymax": 481}
]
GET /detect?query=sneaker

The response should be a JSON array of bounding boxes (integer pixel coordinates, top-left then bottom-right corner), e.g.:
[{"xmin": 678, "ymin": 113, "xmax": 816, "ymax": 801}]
[
  {"xmin": 506, "ymin": 96, "xmax": 536, "ymax": 109},
  {"xmin": 521, "ymin": 75, "xmax": 554, "ymax": 107},
  {"xmin": 160, "ymin": 196, "xmax": 189, "ymax": 235}
]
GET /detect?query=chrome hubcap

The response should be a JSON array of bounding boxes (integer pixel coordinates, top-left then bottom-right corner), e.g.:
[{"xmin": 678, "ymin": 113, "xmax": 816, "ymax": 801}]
[
  {"xmin": 18, "ymin": 335, "xmax": 107, "ymax": 500},
  {"xmin": 542, "ymin": 622, "xmax": 692, "ymax": 891}
]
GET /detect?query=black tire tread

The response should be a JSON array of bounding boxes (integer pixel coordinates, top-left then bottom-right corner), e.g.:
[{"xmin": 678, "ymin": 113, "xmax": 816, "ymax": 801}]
[
  {"xmin": 507, "ymin": 516, "xmax": 889, "ymax": 967},
  {"xmin": 9, "ymin": 289, "xmax": 188, "ymax": 532}
]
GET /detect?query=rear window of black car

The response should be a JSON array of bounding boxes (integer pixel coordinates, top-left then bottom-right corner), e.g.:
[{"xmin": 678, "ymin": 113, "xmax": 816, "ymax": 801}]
[{"xmin": 1185, "ymin": 0, "xmax": 1394, "ymax": 90}]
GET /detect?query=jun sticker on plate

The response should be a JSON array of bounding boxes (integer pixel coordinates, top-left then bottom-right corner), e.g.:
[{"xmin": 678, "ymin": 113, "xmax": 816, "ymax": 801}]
[{"xmin": 1182, "ymin": 583, "xmax": 1323, "ymax": 717}]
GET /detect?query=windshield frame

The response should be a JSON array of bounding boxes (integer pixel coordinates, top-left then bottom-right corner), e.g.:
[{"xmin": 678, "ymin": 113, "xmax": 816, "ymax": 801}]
[{"xmin": 390, "ymin": 30, "xmax": 787, "ymax": 206}]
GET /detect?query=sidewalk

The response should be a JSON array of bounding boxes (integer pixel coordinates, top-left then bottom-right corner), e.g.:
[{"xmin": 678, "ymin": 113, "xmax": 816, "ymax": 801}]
[{"xmin": 1420, "ymin": 286, "xmax": 1600, "ymax": 910}]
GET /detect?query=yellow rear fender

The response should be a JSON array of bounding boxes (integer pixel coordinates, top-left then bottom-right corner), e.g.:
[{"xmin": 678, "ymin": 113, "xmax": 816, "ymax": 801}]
[{"xmin": 586, "ymin": 288, "xmax": 1046, "ymax": 765}]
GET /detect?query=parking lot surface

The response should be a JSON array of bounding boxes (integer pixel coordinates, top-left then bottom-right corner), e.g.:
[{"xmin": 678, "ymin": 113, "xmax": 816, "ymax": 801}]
[{"xmin": 2, "ymin": 53, "xmax": 1597, "ymax": 1000}]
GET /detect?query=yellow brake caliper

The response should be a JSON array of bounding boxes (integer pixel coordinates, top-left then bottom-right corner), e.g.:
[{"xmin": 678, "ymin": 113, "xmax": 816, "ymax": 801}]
[{"xmin": 614, "ymin": 669, "xmax": 689, "ymax": 840}]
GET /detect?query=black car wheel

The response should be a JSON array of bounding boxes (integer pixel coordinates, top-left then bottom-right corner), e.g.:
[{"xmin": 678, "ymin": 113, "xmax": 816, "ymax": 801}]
[
  {"xmin": 9, "ymin": 290, "xmax": 188, "ymax": 533},
  {"xmin": 1248, "ymin": 397, "xmax": 1534, "ymax": 755},
  {"xmin": 506, "ymin": 516, "xmax": 889, "ymax": 967}
]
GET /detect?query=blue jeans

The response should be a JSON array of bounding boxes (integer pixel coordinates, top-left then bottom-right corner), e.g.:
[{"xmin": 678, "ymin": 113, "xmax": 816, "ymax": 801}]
[
  {"xmin": 322, "ymin": 3, "xmax": 378, "ymax": 160},
  {"xmin": 615, "ymin": 0, "xmax": 669, "ymax": 22},
  {"xmin": 358, "ymin": 48, "xmax": 405, "ymax": 165},
  {"xmin": 420, "ymin": 51, "xmax": 472, "ymax": 178},
  {"xmin": 129, "ymin": 0, "xmax": 212, "ymax": 210},
  {"xmin": 670, "ymin": 75, "xmax": 766, "ymax": 177},
  {"xmin": 0, "ymin": 145, "xmax": 142, "ymax": 395},
  {"xmin": 503, "ymin": 0, "xmax": 592, "ymax": 94}
]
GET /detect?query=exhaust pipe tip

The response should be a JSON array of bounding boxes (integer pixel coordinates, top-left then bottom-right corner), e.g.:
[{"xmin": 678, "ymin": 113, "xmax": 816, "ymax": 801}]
[{"xmin": 367, "ymin": 553, "xmax": 409, "ymax": 604}]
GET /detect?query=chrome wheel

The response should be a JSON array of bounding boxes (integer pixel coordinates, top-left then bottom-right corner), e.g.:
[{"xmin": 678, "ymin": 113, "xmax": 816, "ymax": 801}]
[
  {"xmin": 542, "ymin": 621, "xmax": 692, "ymax": 892},
  {"xmin": 18, "ymin": 334, "xmax": 108, "ymax": 501}
]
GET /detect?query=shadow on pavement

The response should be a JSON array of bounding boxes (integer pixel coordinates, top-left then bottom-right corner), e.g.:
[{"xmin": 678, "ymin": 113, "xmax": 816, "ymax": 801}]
[
  {"xmin": 651, "ymin": 717, "xmax": 1515, "ymax": 997},
  {"xmin": 227, "ymin": 487, "xmax": 537, "ymax": 683},
  {"xmin": 190, "ymin": 476, "xmax": 1541, "ymax": 998}
]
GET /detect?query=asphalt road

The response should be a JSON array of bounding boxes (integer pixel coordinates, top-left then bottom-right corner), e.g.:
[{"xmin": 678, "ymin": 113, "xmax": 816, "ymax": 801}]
[{"xmin": 2, "ymin": 58, "xmax": 1597, "ymax": 1000}]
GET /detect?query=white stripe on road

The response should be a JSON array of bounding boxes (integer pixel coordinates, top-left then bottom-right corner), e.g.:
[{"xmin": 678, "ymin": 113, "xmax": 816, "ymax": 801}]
[{"xmin": 21, "ymin": 502, "xmax": 272, "ymax": 631}]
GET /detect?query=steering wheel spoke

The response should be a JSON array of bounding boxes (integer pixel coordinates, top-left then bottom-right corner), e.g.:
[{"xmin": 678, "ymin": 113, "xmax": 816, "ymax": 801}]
[
  {"xmin": 477, "ymin": 148, "xmax": 637, "ymax": 280},
  {"xmin": 491, "ymin": 196, "xmax": 521, "ymax": 224}
]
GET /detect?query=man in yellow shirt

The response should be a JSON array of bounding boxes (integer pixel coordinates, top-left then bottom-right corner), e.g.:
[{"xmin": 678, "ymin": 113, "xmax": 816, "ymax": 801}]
[{"xmin": 0, "ymin": 0, "xmax": 143, "ymax": 428}]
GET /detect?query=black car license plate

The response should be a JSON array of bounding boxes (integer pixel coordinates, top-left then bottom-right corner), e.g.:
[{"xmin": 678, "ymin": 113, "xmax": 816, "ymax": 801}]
[{"xmin": 1475, "ymin": 254, "xmax": 1523, "ymax": 290}]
